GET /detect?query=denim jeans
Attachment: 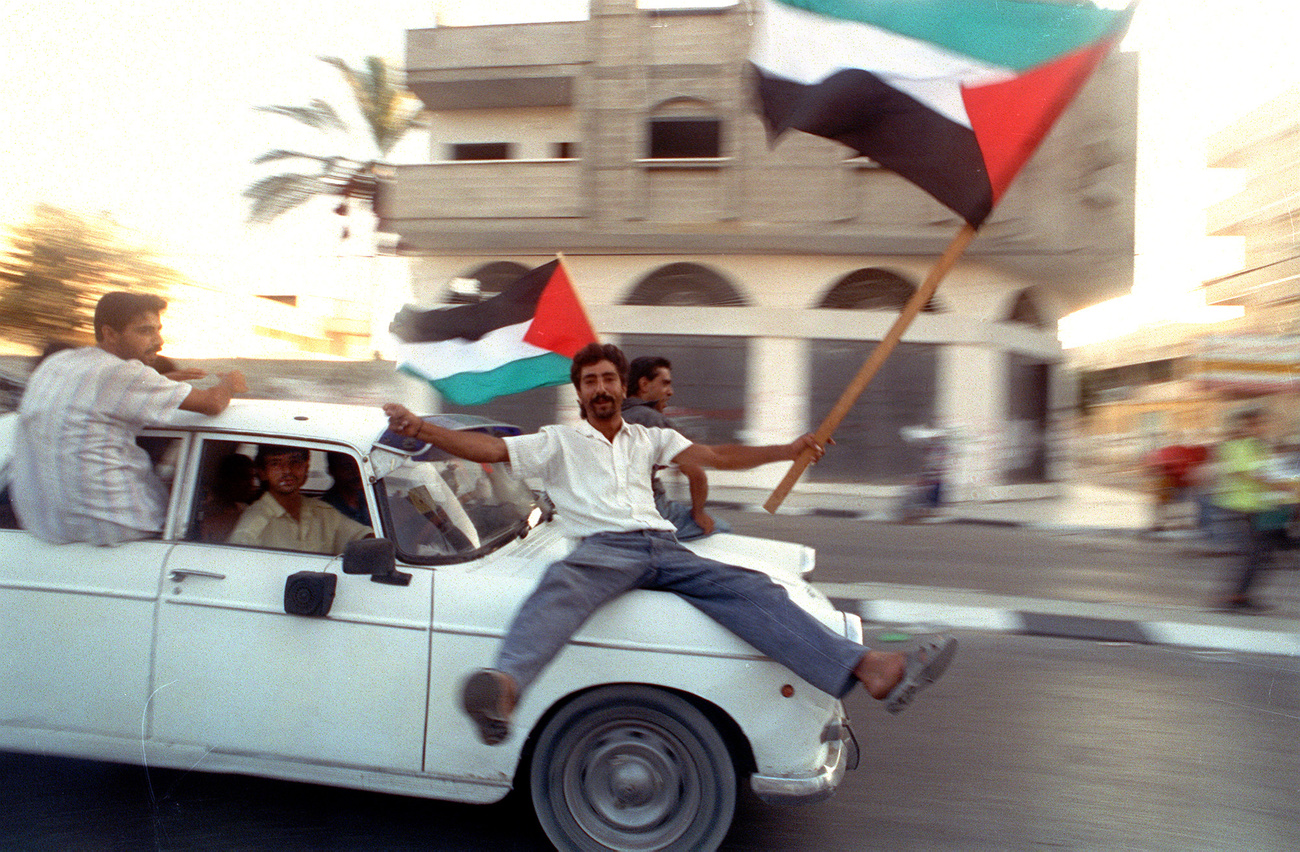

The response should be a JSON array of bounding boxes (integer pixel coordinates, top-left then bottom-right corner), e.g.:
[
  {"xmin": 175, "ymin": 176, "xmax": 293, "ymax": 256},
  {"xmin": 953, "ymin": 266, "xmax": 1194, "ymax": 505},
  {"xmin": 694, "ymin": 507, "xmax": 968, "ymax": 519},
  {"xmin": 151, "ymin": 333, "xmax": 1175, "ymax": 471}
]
[
  {"xmin": 654, "ymin": 490, "xmax": 732, "ymax": 540},
  {"xmin": 496, "ymin": 530, "xmax": 864, "ymax": 698},
  {"xmin": 1222, "ymin": 509, "xmax": 1275, "ymax": 598}
]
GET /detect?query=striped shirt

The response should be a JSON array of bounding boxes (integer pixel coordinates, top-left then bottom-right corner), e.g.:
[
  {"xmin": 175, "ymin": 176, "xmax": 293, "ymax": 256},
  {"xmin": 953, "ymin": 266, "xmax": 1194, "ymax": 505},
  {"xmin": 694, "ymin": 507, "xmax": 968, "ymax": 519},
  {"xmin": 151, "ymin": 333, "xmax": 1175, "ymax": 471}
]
[
  {"xmin": 504, "ymin": 419, "xmax": 693, "ymax": 539},
  {"xmin": 11, "ymin": 347, "xmax": 191, "ymax": 545}
]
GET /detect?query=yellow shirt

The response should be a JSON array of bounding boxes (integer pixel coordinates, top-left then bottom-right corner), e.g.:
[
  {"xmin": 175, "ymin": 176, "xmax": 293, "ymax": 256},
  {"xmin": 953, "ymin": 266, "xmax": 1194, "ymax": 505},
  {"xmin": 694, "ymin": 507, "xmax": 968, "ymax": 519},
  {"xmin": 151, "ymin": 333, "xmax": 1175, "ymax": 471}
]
[
  {"xmin": 1212, "ymin": 437, "xmax": 1274, "ymax": 514},
  {"xmin": 229, "ymin": 492, "xmax": 371, "ymax": 555}
]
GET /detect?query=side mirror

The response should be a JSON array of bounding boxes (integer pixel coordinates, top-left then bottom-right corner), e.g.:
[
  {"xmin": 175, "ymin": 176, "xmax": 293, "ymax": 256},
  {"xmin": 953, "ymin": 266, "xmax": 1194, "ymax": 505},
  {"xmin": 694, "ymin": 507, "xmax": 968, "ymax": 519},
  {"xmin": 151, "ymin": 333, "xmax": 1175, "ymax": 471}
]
[{"xmin": 342, "ymin": 538, "xmax": 411, "ymax": 587}]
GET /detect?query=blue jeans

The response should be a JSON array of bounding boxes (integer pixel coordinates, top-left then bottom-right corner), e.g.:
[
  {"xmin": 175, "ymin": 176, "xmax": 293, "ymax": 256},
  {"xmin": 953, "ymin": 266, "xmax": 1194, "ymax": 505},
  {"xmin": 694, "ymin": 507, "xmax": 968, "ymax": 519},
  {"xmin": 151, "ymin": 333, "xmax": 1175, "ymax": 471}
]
[
  {"xmin": 496, "ymin": 530, "xmax": 865, "ymax": 698},
  {"xmin": 655, "ymin": 491, "xmax": 732, "ymax": 540}
]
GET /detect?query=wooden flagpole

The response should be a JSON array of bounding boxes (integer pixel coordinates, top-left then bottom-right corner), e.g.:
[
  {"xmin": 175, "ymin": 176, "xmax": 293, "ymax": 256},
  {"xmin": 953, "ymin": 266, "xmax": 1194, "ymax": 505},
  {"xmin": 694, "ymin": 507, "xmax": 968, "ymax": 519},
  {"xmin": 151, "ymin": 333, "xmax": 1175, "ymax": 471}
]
[{"xmin": 764, "ymin": 222, "xmax": 979, "ymax": 514}]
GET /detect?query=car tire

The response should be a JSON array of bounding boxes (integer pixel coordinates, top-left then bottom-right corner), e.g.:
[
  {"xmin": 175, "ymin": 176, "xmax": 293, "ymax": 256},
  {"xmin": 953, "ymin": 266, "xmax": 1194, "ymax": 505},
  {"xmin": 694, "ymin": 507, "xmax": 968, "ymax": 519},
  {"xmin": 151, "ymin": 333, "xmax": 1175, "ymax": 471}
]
[{"xmin": 528, "ymin": 685, "xmax": 737, "ymax": 852}]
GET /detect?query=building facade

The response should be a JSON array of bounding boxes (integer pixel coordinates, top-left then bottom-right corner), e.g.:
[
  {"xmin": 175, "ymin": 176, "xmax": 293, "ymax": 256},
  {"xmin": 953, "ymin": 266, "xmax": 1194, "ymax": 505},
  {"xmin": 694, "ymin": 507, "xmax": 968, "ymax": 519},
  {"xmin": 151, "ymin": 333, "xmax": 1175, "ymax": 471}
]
[{"xmin": 381, "ymin": 0, "xmax": 1137, "ymax": 505}]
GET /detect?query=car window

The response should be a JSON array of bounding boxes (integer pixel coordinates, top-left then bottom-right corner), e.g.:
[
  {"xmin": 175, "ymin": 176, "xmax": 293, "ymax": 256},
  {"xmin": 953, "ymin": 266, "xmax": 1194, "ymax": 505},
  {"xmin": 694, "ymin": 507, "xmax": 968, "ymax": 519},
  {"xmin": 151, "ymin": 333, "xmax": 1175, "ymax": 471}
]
[
  {"xmin": 188, "ymin": 439, "xmax": 258, "ymax": 543},
  {"xmin": 374, "ymin": 445, "xmax": 538, "ymax": 563},
  {"xmin": 188, "ymin": 440, "xmax": 374, "ymax": 556},
  {"xmin": 137, "ymin": 435, "xmax": 183, "ymax": 488}
]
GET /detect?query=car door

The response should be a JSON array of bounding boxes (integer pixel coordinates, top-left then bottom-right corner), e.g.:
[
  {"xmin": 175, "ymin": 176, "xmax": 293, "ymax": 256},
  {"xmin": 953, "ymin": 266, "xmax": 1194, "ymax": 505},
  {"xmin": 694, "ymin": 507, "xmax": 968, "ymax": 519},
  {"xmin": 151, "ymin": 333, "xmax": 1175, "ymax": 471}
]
[
  {"xmin": 0, "ymin": 431, "xmax": 188, "ymax": 750},
  {"xmin": 148, "ymin": 437, "xmax": 433, "ymax": 773}
]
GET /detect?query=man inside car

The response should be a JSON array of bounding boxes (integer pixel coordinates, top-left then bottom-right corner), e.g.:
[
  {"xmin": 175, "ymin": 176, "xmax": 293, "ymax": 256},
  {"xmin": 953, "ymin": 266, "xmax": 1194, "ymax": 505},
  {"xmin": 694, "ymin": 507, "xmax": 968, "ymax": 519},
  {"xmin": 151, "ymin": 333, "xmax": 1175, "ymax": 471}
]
[
  {"xmin": 384, "ymin": 342, "xmax": 956, "ymax": 746},
  {"xmin": 229, "ymin": 444, "xmax": 372, "ymax": 555},
  {"xmin": 10, "ymin": 291, "xmax": 246, "ymax": 545}
]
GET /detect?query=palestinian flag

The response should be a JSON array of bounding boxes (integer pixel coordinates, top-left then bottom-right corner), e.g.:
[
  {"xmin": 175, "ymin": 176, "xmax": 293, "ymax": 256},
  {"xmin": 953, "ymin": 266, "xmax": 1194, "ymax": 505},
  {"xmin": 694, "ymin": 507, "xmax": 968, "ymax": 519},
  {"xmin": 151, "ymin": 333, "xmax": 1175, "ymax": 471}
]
[
  {"xmin": 751, "ymin": 0, "xmax": 1136, "ymax": 227},
  {"xmin": 390, "ymin": 259, "xmax": 598, "ymax": 405}
]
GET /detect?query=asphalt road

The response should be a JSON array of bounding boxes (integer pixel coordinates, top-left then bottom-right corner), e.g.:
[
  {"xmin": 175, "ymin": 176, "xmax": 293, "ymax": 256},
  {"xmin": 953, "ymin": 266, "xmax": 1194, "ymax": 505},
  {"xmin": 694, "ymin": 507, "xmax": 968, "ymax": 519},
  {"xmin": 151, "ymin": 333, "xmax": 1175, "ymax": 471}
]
[
  {"xmin": 719, "ymin": 509, "xmax": 1300, "ymax": 614},
  {"xmin": 2, "ymin": 633, "xmax": 1296, "ymax": 851}
]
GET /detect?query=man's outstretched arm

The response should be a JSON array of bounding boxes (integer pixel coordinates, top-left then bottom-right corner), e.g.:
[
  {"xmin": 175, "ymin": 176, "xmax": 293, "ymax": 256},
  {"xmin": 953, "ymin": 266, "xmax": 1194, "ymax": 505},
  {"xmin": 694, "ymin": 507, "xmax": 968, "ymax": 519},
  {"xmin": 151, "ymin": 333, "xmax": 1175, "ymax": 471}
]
[
  {"xmin": 672, "ymin": 434, "xmax": 825, "ymax": 471},
  {"xmin": 383, "ymin": 403, "xmax": 509, "ymax": 464},
  {"xmin": 179, "ymin": 370, "xmax": 247, "ymax": 416}
]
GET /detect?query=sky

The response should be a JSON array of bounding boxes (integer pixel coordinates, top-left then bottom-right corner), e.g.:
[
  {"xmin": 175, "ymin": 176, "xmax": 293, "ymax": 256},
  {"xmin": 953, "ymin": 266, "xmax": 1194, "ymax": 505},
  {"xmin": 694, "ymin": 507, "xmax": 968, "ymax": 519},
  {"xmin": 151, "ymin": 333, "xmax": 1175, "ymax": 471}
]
[{"xmin": 3, "ymin": 0, "xmax": 1300, "ymax": 349}]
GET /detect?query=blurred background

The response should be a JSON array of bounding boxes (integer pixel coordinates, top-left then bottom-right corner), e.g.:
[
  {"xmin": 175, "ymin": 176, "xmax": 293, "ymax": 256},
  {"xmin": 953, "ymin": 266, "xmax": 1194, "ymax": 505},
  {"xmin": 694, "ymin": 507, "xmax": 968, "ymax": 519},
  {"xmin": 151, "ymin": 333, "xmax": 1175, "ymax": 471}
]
[{"xmin": 3, "ymin": 0, "xmax": 1298, "ymax": 509}]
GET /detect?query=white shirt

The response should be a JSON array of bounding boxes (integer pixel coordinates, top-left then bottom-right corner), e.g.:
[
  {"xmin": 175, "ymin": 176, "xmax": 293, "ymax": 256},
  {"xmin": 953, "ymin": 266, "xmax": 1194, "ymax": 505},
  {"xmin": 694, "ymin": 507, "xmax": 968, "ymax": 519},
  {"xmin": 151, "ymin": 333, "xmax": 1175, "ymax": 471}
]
[
  {"xmin": 229, "ymin": 492, "xmax": 372, "ymax": 555},
  {"xmin": 11, "ymin": 347, "xmax": 191, "ymax": 545},
  {"xmin": 504, "ymin": 419, "xmax": 693, "ymax": 539}
]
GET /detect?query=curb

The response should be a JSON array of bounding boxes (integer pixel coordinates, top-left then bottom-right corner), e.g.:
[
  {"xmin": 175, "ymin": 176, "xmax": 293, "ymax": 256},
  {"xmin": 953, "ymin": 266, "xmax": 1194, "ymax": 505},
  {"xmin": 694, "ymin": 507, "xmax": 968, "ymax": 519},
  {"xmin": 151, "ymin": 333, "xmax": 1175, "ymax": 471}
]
[{"xmin": 816, "ymin": 582, "xmax": 1300, "ymax": 658}]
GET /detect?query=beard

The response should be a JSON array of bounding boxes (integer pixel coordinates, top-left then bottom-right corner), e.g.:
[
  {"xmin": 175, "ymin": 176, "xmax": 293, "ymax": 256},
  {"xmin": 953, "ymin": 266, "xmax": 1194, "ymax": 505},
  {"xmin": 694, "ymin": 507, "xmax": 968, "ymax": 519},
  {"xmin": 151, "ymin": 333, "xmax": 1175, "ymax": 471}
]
[{"xmin": 588, "ymin": 393, "xmax": 617, "ymax": 417}]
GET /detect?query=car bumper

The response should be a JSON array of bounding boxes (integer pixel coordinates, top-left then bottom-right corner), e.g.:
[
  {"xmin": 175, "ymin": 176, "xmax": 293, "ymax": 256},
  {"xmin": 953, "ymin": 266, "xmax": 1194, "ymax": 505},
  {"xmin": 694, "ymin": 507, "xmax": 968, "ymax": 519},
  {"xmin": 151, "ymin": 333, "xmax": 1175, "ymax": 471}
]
[{"xmin": 749, "ymin": 718, "xmax": 859, "ymax": 804}]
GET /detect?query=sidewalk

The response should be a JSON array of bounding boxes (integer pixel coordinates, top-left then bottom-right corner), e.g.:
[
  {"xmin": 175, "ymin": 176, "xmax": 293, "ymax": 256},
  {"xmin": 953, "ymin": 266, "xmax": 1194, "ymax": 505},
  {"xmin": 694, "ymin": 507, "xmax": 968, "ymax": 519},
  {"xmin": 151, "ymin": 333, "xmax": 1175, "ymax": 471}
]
[
  {"xmin": 943, "ymin": 481, "xmax": 1156, "ymax": 533},
  {"xmin": 712, "ymin": 480, "xmax": 1160, "ymax": 533}
]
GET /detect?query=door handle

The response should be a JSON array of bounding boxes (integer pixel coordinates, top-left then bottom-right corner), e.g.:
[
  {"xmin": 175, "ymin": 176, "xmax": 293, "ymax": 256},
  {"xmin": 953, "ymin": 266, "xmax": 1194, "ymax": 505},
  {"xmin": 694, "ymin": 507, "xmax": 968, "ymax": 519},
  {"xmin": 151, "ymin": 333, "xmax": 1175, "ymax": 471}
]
[{"xmin": 168, "ymin": 568, "xmax": 227, "ymax": 581}]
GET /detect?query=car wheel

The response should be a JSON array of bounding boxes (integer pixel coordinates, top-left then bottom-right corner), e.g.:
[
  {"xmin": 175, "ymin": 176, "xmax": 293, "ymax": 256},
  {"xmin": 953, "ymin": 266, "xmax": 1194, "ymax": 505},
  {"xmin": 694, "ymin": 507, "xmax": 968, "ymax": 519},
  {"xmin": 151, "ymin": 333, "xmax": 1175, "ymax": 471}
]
[{"xmin": 528, "ymin": 685, "xmax": 737, "ymax": 852}]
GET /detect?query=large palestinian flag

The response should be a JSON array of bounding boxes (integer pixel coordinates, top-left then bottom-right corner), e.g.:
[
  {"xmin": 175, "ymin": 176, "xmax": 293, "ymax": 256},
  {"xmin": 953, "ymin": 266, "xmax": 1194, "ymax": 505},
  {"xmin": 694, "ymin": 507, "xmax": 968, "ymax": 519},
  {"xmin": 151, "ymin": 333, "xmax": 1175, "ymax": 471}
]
[
  {"xmin": 751, "ymin": 0, "xmax": 1136, "ymax": 227},
  {"xmin": 390, "ymin": 259, "xmax": 598, "ymax": 405}
]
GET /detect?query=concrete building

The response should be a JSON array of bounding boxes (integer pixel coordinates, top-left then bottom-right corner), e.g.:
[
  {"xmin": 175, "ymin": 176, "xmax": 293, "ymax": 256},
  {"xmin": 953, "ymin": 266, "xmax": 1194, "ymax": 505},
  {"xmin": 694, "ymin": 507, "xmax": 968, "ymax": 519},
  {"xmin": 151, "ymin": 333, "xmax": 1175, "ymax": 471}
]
[{"xmin": 381, "ymin": 0, "xmax": 1137, "ymax": 506}]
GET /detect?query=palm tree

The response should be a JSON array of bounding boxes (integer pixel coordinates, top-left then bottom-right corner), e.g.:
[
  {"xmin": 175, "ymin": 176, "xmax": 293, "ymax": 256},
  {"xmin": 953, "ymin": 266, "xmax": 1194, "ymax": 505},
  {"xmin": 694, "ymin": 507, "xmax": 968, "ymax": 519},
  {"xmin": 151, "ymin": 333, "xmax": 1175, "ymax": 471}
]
[{"xmin": 245, "ymin": 56, "xmax": 427, "ymax": 226}]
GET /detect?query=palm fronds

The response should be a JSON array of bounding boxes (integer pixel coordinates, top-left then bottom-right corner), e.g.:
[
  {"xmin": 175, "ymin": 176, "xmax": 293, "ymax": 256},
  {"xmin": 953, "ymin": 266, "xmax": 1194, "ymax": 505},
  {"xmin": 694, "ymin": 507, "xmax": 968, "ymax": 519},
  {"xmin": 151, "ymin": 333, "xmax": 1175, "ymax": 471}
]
[{"xmin": 246, "ymin": 57, "xmax": 425, "ymax": 224}]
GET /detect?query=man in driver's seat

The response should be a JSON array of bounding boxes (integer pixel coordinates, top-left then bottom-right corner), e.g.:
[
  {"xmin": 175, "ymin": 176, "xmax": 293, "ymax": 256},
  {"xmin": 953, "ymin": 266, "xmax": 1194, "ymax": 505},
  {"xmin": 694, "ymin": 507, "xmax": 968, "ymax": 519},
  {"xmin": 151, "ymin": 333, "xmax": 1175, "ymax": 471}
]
[{"xmin": 229, "ymin": 445, "xmax": 371, "ymax": 555}]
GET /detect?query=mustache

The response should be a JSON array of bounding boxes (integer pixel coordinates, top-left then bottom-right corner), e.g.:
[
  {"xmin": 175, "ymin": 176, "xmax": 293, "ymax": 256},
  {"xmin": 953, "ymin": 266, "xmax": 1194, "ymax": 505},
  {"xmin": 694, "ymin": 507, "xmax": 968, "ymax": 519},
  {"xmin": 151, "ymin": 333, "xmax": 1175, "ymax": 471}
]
[{"xmin": 591, "ymin": 393, "xmax": 615, "ymax": 405}]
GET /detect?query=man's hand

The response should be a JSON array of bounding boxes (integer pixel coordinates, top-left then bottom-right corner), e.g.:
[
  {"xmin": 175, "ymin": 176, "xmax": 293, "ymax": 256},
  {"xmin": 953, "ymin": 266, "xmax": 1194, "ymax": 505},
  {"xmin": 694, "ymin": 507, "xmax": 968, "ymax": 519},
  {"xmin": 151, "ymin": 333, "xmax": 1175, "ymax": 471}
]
[
  {"xmin": 789, "ymin": 433, "xmax": 829, "ymax": 463},
  {"xmin": 384, "ymin": 403, "xmax": 423, "ymax": 438},
  {"xmin": 691, "ymin": 507, "xmax": 717, "ymax": 535},
  {"xmin": 219, "ymin": 370, "xmax": 249, "ymax": 395}
]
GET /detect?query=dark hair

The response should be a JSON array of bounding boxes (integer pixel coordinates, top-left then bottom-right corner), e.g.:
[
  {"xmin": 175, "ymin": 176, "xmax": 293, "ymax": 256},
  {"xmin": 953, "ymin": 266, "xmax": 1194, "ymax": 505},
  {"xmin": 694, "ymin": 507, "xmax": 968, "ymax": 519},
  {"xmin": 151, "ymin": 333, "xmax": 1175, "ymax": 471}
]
[
  {"xmin": 325, "ymin": 451, "xmax": 353, "ymax": 473},
  {"xmin": 627, "ymin": 356, "xmax": 671, "ymax": 396},
  {"xmin": 569, "ymin": 343, "xmax": 628, "ymax": 391},
  {"xmin": 213, "ymin": 453, "xmax": 255, "ymax": 502},
  {"xmin": 94, "ymin": 291, "xmax": 167, "ymax": 342},
  {"xmin": 35, "ymin": 340, "xmax": 76, "ymax": 367},
  {"xmin": 254, "ymin": 444, "xmax": 310, "ymax": 467}
]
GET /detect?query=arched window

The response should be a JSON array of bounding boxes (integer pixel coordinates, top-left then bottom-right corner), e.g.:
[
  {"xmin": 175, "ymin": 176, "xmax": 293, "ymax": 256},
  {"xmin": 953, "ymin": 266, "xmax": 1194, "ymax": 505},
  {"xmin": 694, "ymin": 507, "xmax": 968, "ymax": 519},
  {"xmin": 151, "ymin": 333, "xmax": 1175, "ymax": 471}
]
[
  {"xmin": 818, "ymin": 268, "xmax": 940, "ymax": 312},
  {"xmin": 445, "ymin": 261, "xmax": 530, "ymax": 304},
  {"xmin": 647, "ymin": 98, "xmax": 722, "ymax": 159},
  {"xmin": 623, "ymin": 263, "xmax": 748, "ymax": 306},
  {"xmin": 1006, "ymin": 289, "xmax": 1049, "ymax": 329}
]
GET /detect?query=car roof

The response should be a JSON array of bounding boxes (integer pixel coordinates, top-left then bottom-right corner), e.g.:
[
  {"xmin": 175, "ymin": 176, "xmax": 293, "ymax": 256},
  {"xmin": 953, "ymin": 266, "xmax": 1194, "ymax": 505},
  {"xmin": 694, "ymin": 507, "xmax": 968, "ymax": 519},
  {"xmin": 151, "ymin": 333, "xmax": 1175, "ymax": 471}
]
[
  {"xmin": 158, "ymin": 399, "xmax": 387, "ymax": 450},
  {"xmin": 160, "ymin": 399, "xmax": 516, "ymax": 454},
  {"xmin": 0, "ymin": 399, "xmax": 522, "ymax": 463}
]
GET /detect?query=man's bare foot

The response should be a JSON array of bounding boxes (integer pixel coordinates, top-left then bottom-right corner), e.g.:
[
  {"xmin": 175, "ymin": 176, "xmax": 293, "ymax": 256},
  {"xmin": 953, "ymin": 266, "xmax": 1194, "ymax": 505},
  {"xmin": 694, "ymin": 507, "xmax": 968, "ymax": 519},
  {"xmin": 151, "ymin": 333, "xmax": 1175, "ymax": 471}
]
[
  {"xmin": 854, "ymin": 650, "xmax": 907, "ymax": 699},
  {"xmin": 855, "ymin": 636, "xmax": 957, "ymax": 713},
  {"xmin": 462, "ymin": 669, "xmax": 519, "ymax": 745}
]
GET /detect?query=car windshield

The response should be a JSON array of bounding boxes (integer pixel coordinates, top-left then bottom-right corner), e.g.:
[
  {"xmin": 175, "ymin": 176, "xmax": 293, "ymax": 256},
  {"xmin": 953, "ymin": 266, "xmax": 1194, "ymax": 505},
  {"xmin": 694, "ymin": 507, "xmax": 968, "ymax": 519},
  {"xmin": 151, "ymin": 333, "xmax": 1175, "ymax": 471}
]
[{"xmin": 373, "ymin": 446, "xmax": 540, "ymax": 563}]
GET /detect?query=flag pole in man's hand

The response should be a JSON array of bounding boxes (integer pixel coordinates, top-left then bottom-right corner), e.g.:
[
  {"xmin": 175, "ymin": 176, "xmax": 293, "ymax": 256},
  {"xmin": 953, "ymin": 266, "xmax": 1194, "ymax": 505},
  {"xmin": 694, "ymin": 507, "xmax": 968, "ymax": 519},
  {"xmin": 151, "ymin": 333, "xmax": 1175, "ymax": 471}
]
[{"xmin": 764, "ymin": 223, "xmax": 976, "ymax": 513}]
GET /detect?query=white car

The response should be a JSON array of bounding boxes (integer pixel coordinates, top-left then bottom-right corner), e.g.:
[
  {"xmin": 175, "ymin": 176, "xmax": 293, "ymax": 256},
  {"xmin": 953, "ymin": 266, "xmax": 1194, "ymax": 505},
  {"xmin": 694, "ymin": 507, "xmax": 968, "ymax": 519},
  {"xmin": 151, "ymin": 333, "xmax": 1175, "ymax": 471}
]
[{"xmin": 0, "ymin": 400, "xmax": 860, "ymax": 852}]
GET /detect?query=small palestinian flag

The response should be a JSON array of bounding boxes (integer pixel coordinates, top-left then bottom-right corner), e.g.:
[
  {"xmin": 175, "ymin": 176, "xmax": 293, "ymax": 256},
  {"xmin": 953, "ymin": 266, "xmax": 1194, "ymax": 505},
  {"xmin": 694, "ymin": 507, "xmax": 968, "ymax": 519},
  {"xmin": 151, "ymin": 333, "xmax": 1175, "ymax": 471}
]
[
  {"xmin": 391, "ymin": 259, "xmax": 598, "ymax": 405},
  {"xmin": 751, "ymin": 0, "xmax": 1136, "ymax": 227}
]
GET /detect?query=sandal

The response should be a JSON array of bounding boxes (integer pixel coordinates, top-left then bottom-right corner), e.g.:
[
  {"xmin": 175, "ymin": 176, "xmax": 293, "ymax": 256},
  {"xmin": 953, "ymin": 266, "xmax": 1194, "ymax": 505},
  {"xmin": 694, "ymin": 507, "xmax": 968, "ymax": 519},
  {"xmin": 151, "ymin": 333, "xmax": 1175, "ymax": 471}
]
[
  {"xmin": 462, "ymin": 669, "xmax": 516, "ymax": 745},
  {"xmin": 884, "ymin": 636, "xmax": 957, "ymax": 714}
]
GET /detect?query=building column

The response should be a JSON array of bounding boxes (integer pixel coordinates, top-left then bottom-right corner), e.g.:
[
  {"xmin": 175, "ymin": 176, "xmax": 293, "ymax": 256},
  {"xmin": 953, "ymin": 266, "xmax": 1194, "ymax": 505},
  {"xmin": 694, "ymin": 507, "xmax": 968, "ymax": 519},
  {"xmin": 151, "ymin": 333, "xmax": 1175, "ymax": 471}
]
[
  {"xmin": 937, "ymin": 344, "xmax": 1006, "ymax": 501},
  {"xmin": 746, "ymin": 336, "xmax": 809, "ymax": 445}
]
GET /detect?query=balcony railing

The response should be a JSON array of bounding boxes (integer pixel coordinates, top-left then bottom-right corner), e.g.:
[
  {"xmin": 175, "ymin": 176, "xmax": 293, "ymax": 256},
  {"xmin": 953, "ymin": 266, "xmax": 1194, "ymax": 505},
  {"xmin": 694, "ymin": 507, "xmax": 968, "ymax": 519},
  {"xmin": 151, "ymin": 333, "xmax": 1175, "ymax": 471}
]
[{"xmin": 386, "ymin": 160, "xmax": 584, "ymax": 221}]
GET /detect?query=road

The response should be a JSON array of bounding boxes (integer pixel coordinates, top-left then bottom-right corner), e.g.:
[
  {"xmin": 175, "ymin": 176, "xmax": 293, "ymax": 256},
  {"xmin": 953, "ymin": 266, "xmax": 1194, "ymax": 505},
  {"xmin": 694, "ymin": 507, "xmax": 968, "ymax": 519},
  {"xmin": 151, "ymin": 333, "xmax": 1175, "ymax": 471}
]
[
  {"xmin": 2, "ymin": 632, "xmax": 1296, "ymax": 851},
  {"xmin": 720, "ymin": 509, "xmax": 1300, "ymax": 614}
]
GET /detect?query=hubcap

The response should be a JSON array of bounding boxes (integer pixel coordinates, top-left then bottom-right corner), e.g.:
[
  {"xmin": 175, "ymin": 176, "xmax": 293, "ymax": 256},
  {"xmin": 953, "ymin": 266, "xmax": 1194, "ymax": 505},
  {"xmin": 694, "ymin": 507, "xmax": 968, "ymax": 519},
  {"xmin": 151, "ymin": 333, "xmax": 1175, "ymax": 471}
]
[{"xmin": 565, "ymin": 721, "xmax": 700, "ymax": 848}]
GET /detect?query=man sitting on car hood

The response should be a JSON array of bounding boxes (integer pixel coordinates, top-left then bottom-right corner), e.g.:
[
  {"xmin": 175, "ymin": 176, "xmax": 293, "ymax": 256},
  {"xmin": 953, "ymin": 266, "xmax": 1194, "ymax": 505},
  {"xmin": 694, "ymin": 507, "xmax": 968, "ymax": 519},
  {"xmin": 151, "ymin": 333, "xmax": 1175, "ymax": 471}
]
[{"xmin": 384, "ymin": 342, "xmax": 956, "ymax": 746}]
